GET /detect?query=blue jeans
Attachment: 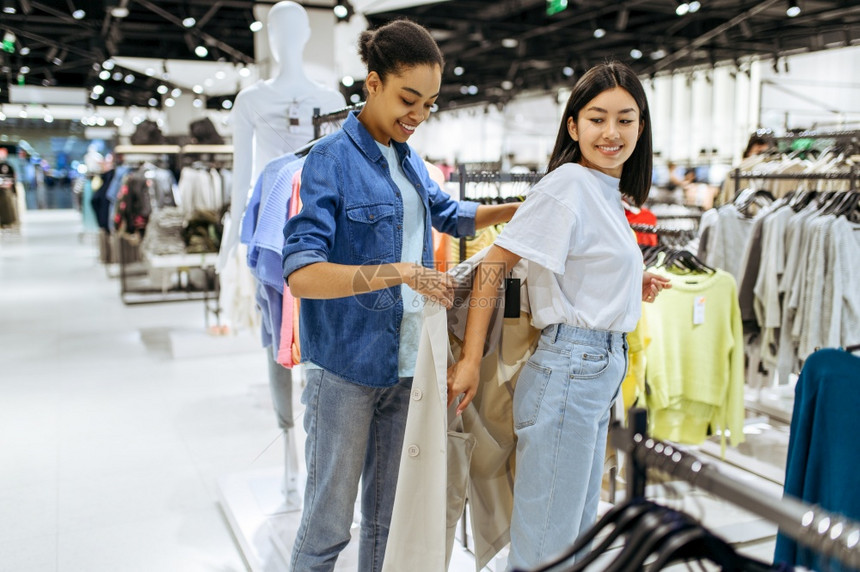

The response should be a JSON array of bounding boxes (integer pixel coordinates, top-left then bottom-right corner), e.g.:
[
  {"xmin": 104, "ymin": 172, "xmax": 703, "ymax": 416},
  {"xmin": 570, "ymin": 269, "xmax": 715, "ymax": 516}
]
[
  {"xmin": 290, "ymin": 368, "xmax": 412, "ymax": 572},
  {"xmin": 508, "ymin": 323, "xmax": 628, "ymax": 570}
]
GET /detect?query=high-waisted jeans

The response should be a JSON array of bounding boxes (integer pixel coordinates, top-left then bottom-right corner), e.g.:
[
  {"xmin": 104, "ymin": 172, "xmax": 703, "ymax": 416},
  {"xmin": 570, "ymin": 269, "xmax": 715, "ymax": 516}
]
[
  {"xmin": 290, "ymin": 367, "xmax": 412, "ymax": 572},
  {"xmin": 508, "ymin": 323, "xmax": 628, "ymax": 570}
]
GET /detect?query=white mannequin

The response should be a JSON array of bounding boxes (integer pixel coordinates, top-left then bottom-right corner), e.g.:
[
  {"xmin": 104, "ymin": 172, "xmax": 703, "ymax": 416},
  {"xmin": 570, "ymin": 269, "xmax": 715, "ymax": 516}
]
[
  {"xmin": 217, "ymin": 1, "xmax": 345, "ymax": 511},
  {"xmin": 218, "ymin": 0, "xmax": 345, "ymax": 267}
]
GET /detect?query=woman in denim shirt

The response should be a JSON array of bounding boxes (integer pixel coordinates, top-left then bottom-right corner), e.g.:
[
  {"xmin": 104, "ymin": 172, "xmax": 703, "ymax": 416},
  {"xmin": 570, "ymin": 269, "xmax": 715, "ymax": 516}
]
[
  {"xmin": 282, "ymin": 19, "xmax": 518, "ymax": 572},
  {"xmin": 448, "ymin": 62, "xmax": 671, "ymax": 570}
]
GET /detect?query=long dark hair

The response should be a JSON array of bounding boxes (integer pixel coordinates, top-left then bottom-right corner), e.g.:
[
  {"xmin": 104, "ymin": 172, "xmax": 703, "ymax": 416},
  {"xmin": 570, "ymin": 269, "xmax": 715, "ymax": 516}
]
[
  {"xmin": 547, "ymin": 62, "xmax": 652, "ymax": 206},
  {"xmin": 358, "ymin": 19, "xmax": 444, "ymax": 81}
]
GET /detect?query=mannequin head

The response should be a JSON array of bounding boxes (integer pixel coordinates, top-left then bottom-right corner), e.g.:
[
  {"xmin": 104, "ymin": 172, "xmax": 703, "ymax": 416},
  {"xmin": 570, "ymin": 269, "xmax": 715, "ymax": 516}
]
[{"xmin": 267, "ymin": 1, "xmax": 310, "ymax": 65}]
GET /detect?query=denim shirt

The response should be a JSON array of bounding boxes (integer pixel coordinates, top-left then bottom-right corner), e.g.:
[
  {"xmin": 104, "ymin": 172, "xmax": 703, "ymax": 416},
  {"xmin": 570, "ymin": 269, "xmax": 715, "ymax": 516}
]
[{"xmin": 282, "ymin": 111, "xmax": 478, "ymax": 387}]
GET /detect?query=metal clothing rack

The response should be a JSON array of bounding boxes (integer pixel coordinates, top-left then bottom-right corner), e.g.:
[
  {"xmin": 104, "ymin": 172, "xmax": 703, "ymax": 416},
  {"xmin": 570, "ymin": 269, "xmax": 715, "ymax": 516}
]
[
  {"xmin": 312, "ymin": 104, "xmax": 364, "ymax": 139},
  {"xmin": 731, "ymin": 164, "xmax": 860, "ymax": 199},
  {"xmin": 612, "ymin": 408, "xmax": 860, "ymax": 570},
  {"xmin": 453, "ymin": 164, "xmax": 543, "ymax": 262}
]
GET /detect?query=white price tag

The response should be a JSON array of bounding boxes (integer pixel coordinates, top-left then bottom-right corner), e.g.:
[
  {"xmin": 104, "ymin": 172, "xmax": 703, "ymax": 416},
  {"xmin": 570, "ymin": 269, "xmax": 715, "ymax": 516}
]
[
  {"xmin": 693, "ymin": 296, "xmax": 706, "ymax": 325},
  {"xmin": 288, "ymin": 102, "xmax": 300, "ymax": 133}
]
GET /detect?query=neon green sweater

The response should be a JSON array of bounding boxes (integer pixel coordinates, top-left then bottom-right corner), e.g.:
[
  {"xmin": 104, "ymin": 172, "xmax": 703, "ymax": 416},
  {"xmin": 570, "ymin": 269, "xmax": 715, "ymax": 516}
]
[{"xmin": 643, "ymin": 267, "xmax": 745, "ymax": 448}]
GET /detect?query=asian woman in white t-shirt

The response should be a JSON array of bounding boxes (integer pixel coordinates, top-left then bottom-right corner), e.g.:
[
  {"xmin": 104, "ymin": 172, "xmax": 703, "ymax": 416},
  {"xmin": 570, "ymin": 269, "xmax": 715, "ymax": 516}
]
[{"xmin": 447, "ymin": 61, "xmax": 671, "ymax": 570}]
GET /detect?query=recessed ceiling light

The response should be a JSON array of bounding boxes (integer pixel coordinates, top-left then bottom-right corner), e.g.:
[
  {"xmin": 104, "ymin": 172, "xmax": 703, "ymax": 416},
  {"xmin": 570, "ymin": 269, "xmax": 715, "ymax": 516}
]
[
  {"xmin": 195, "ymin": 45, "xmax": 208, "ymax": 58},
  {"xmin": 157, "ymin": 85, "xmax": 168, "ymax": 94},
  {"xmin": 250, "ymin": 21, "xmax": 263, "ymax": 32},
  {"xmin": 111, "ymin": 6, "xmax": 129, "ymax": 18},
  {"xmin": 501, "ymin": 38, "xmax": 518, "ymax": 48},
  {"xmin": 182, "ymin": 17, "xmax": 196, "ymax": 28},
  {"xmin": 72, "ymin": 9, "xmax": 85, "ymax": 19},
  {"xmin": 222, "ymin": 99, "xmax": 233, "ymax": 109}
]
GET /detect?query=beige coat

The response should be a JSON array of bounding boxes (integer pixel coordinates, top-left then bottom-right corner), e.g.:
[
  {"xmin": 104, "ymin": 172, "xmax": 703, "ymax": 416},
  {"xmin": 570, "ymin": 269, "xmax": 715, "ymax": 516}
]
[{"xmin": 383, "ymin": 253, "xmax": 539, "ymax": 571}]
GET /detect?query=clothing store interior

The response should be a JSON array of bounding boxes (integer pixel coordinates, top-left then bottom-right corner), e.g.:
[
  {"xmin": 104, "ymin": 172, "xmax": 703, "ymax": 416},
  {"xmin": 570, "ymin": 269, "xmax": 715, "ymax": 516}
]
[{"xmin": 1, "ymin": 0, "xmax": 859, "ymax": 570}]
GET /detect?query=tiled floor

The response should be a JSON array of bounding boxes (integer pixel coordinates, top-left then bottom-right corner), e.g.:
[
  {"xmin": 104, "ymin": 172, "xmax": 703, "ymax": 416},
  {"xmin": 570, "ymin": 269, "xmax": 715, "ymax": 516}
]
[{"xmin": 1, "ymin": 210, "xmax": 787, "ymax": 572}]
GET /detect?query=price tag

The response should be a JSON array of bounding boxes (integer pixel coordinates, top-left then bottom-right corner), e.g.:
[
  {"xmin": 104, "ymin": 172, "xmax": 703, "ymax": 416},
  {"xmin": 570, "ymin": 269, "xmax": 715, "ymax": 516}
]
[
  {"xmin": 288, "ymin": 102, "xmax": 300, "ymax": 133},
  {"xmin": 693, "ymin": 296, "xmax": 706, "ymax": 325}
]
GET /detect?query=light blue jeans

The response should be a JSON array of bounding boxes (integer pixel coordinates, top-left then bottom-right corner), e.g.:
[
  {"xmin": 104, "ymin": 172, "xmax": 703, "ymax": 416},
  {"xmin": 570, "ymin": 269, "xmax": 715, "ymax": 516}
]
[
  {"xmin": 508, "ymin": 323, "xmax": 628, "ymax": 570},
  {"xmin": 290, "ymin": 367, "xmax": 412, "ymax": 572}
]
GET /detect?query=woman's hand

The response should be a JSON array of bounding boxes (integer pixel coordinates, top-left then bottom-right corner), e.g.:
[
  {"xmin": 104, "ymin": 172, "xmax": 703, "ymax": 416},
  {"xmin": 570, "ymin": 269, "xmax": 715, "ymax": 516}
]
[
  {"xmin": 447, "ymin": 358, "xmax": 481, "ymax": 415},
  {"xmin": 642, "ymin": 271, "xmax": 672, "ymax": 303},
  {"xmin": 400, "ymin": 263, "xmax": 454, "ymax": 309}
]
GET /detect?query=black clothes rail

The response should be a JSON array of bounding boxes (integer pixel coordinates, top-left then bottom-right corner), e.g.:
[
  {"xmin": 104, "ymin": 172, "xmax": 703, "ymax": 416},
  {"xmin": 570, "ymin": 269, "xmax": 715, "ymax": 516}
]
[
  {"xmin": 312, "ymin": 104, "xmax": 364, "ymax": 139},
  {"xmin": 731, "ymin": 167, "xmax": 860, "ymax": 198},
  {"xmin": 453, "ymin": 164, "xmax": 543, "ymax": 262},
  {"xmin": 612, "ymin": 408, "xmax": 860, "ymax": 570}
]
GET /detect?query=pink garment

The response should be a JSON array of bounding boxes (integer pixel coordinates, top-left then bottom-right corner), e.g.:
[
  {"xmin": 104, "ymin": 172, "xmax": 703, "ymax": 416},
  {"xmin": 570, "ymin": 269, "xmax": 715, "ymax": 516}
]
[{"xmin": 277, "ymin": 169, "xmax": 303, "ymax": 367}]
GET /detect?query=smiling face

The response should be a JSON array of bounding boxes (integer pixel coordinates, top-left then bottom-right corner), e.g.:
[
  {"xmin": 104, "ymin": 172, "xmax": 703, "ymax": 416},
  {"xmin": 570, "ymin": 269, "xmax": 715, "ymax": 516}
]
[
  {"xmin": 567, "ymin": 87, "xmax": 644, "ymax": 178},
  {"xmin": 358, "ymin": 63, "xmax": 441, "ymax": 145}
]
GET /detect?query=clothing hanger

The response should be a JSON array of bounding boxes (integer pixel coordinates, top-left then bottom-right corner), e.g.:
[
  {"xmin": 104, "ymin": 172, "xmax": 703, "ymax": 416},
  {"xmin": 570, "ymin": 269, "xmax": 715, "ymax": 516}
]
[
  {"xmin": 844, "ymin": 343, "xmax": 860, "ymax": 354},
  {"xmin": 646, "ymin": 524, "xmax": 773, "ymax": 571}
]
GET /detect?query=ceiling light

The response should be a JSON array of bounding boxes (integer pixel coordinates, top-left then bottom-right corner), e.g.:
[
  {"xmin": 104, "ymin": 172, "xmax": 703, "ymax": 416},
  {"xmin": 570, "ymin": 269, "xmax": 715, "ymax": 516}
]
[
  {"xmin": 44, "ymin": 114, "xmax": 53, "ymax": 123},
  {"xmin": 215, "ymin": 70, "xmax": 226, "ymax": 80},
  {"xmin": 350, "ymin": 93, "xmax": 361, "ymax": 104},
  {"xmin": 145, "ymin": 67, "xmax": 154, "ymax": 76},
  {"xmin": 630, "ymin": 48, "xmax": 643, "ymax": 59},
  {"xmin": 105, "ymin": 96, "xmax": 115, "ymax": 105},
  {"xmin": 164, "ymin": 98, "xmax": 175, "ymax": 107},
  {"xmin": 238, "ymin": 66, "xmax": 250, "ymax": 78},
  {"xmin": 249, "ymin": 20, "xmax": 263, "ymax": 32},
  {"xmin": 148, "ymin": 97, "xmax": 158, "ymax": 107},
  {"xmin": 157, "ymin": 84, "xmax": 168, "ymax": 94},
  {"xmin": 90, "ymin": 92, "xmax": 99, "ymax": 100},
  {"xmin": 562, "ymin": 66, "xmax": 574, "ymax": 77},
  {"xmin": 99, "ymin": 70, "xmax": 110, "ymax": 80},
  {"xmin": 2, "ymin": 0, "xmax": 15, "ymax": 14},
  {"xmin": 221, "ymin": 99, "xmax": 233, "ymax": 109},
  {"xmin": 786, "ymin": 0, "xmax": 800, "ymax": 17},
  {"xmin": 19, "ymin": 65, "xmax": 30, "ymax": 74},
  {"xmin": 501, "ymin": 80, "xmax": 513, "ymax": 90},
  {"xmin": 467, "ymin": 85, "xmax": 478, "ymax": 95},
  {"xmin": 192, "ymin": 98, "xmax": 203, "ymax": 108},
  {"xmin": 72, "ymin": 9, "xmax": 85, "ymax": 19},
  {"xmin": 675, "ymin": 1, "xmax": 689, "ymax": 16},
  {"xmin": 112, "ymin": 71, "xmax": 122, "ymax": 81},
  {"xmin": 501, "ymin": 38, "xmax": 518, "ymax": 48},
  {"xmin": 459, "ymin": 85, "xmax": 468, "ymax": 95},
  {"xmin": 113, "ymin": 117, "xmax": 123, "ymax": 126},
  {"xmin": 593, "ymin": 27, "xmax": 606, "ymax": 39},
  {"xmin": 195, "ymin": 45, "xmax": 208, "ymax": 58},
  {"xmin": 96, "ymin": 116, "xmax": 106, "ymax": 126},
  {"xmin": 19, "ymin": 107, "xmax": 27, "ymax": 118},
  {"xmin": 341, "ymin": 75, "xmax": 354, "ymax": 87},
  {"xmin": 182, "ymin": 17, "xmax": 196, "ymax": 28},
  {"xmin": 333, "ymin": 0, "xmax": 353, "ymax": 21},
  {"xmin": 103, "ymin": 59, "xmax": 115, "ymax": 70},
  {"xmin": 92, "ymin": 85, "xmax": 104, "ymax": 95},
  {"xmin": 650, "ymin": 48, "xmax": 667, "ymax": 60},
  {"xmin": 171, "ymin": 87, "xmax": 181, "ymax": 97},
  {"xmin": 19, "ymin": 46, "xmax": 30, "ymax": 55},
  {"xmin": 453, "ymin": 66, "xmax": 464, "ymax": 76},
  {"xmin": 688, "ymin": 1, "xmax": 701, "ymax": 12},
  {"xmin": 111, "ymin": 6, "xmax": 129, "ymax": 18},
  {"xmin": 192, "ymin": 84, "xmax": 203, "ymax": 94},
  {"xmin": 124, "ymin": 74, "xmax": 134, "ymax": 84}
]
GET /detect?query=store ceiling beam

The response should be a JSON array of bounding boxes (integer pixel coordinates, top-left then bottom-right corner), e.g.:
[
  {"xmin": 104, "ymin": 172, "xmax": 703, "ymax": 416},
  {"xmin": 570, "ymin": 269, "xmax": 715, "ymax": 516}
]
[
  {"xmin": 195, "ymin": 2, "xmax": 225, "ymax": 31},
  {"xmin": 131, "ymin": 0, "xmax": 253, "ymax": 63},
  {"xmin": 646, "ymin": 0, "xmax": 783, "ymax": 74}
]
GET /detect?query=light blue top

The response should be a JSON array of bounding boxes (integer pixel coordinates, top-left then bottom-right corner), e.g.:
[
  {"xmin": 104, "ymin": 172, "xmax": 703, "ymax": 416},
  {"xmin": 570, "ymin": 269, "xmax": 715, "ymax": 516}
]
[{"xmin": 377, "ymin": 140, "xmax": 425, "ymax": 377}]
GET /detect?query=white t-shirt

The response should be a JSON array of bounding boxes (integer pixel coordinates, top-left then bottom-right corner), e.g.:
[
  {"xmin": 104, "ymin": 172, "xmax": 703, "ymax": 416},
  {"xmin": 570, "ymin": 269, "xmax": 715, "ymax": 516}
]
[{"xmin": 495, "ymin": 163, "xmax": 643, "ymax": 332}]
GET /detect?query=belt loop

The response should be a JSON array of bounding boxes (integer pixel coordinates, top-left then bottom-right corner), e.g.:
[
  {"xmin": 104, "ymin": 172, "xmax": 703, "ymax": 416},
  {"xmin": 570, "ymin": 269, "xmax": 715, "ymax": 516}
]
[{"xmin": 553, "ymin": 324, "xmax": 561, "ymax": 344}]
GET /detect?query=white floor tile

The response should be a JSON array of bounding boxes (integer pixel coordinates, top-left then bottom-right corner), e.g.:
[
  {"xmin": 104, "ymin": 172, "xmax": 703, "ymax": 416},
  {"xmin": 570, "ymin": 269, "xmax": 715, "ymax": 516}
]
[{"xmin": 0, "ymin": 533, "xmax": 58, "ymax": 572}]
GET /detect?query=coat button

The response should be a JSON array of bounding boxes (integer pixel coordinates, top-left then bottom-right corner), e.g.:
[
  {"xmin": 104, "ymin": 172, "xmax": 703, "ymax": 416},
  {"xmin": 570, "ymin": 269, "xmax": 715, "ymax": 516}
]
[
  {"xmin": 369, "ymin": 214, "xmax": 375, "ymax": 220},
  {"xmin": 407, "ymin": 444, "xmax": 420, "ymax": 457},
  {"xmin": 411, "ymin": 388, "xmax": 423, "ymax": 400}
]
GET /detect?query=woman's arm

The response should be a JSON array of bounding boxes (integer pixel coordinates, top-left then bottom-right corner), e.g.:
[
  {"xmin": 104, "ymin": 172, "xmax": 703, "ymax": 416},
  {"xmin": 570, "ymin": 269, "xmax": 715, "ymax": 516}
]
[
  {"xmin": 475, "ymin": 203, "xmax": 519, "ymax": 229},
  {"xmin": 447, "ymin": 244, "xmax": 522, "ymax": 414},
  {"xmin": 288, "ymin": 261, "xmax": 454, "ymax": 308}
]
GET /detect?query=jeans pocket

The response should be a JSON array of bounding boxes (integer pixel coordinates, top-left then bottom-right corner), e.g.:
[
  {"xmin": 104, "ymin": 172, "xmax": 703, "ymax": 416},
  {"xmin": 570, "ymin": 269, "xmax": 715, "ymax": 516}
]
[
  {"xmin": 514, "ymin": 360, "xmax": 552, "ymax": 430},
  {"xmin": 569, "ymin": 345, "xmax": 610, "ymax": 379}
]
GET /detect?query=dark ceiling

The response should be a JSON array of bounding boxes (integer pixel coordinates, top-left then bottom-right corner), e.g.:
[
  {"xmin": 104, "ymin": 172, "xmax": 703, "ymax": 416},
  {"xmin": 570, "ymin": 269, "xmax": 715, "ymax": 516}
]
[{"xmin": 1, "ymin": 0, "xmax": 859, "ymax": 111}]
